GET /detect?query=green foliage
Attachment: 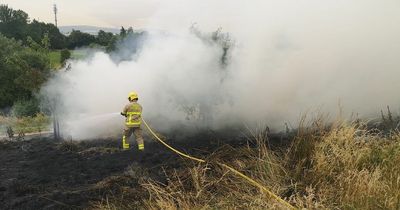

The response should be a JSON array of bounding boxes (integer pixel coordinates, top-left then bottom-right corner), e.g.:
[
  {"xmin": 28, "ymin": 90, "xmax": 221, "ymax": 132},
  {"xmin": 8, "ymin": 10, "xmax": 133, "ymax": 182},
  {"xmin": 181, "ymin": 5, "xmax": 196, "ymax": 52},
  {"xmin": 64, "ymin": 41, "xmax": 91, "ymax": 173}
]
[
  {"xmin": 0, "ymin": 34, "xmax": 50, "ymax": 108},
  {"xmin": 60, "ymin": 49, "xmax": 71, "ymax": 64},
  {"xmin": 96, "ymin": 30, "xmax": 114, "ymax": 46},
  {"xmin": 0, "ymin": 4, "xmax": 142, "ymax": 111},
  {"xmin": 1, "ymin": 4, "xmax": 134, "ymax": 52},
  {"xmin": 27, "ymin": 20, "xmax": 66, "ymax": 49},
  {"xmin": 0, "ymin": 5, "xmax": 67, "ymax": 49},
  {"xmin": 106, "ymin": 35, "xmax": 119, "ymax": 52},
  {"xmin": 12, "ymin": 49, "xmax": 50, "ymax": 91},
  {"xmin": 11, "ymin": 99, "xmax": 40, "ymax": 117},
  {"xmin": 0, "ymin": 4, "xmax": 29, "ymax": 41},
  {"xmin": 67, "ymin": 30, "xmax": 96, "ymax": 49},
  {"xmin": 48, "ymin": 50, "xmax": 61, "ymax": 69},
  {"xmin": 41, "ymin": 33, "xmax": 50, "ymax": 51},
  {"xmin": 26, "ymin": 36, "xmax": 42, "ymax": 51}
]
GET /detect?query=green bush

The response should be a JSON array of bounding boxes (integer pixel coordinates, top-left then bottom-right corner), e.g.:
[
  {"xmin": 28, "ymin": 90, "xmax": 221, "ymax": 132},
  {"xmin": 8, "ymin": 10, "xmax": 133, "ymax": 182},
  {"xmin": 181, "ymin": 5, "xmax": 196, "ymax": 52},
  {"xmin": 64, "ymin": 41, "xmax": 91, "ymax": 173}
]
[
  {"xmin": 0, "ymin": 34, "xmax": 50, "ymax": 109},
  {"xmin": 60, "ymin": 49, "xmax": 71, "ymax": 64},
  {"xmin": 11, "ymin": 99, "xmax": 39, "ymax": 117}
]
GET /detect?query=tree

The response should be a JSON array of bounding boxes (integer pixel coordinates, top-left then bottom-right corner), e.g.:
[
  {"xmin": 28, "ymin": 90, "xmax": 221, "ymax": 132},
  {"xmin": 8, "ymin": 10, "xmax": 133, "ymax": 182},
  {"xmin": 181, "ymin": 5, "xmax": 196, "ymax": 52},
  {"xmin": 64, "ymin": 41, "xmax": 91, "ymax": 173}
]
[
  {"xmin": 27, "ymin": 20, "xmax": 66, "ymax": 49},
  {"xmin": 0, "ymin": 5, "xmax": 67, "ymax": 49},
  {"xmin": 120, "ymin": 26, "xmax": 126, "ymax": 38},
  {"xmin": 127, "ymin": 27, "xmax": 133, "ymax": 35},
  {"xmin": 67, "ymin": 30, "xmax": 95, "ymax": 49},
  {"xmin": 106, "ymin": 35, "xmax": 118, "ymax": 52},
  {"xmin": 107, "ymin": 29, "xmax": 147, "ymax": 61},
  {"xmin": 12, "ymin": 49, "xmax": 50, "ymax": 92},
  {"xmin": 41, "ymin": 33, "xmax": 51, "ymax": 51},
  {"xmin": 26, "ymin": 20, "xmax": 43, "ymax": 43},
  {"xmin": 0, "ymin": 34, "xmax": 25, "ymax": 108},
  {"xmin": 96, "ymin": 30, "xmax": 114, "ymax": 46},
  {"xmin": 0, "ymin": 4, "xmax": 29, "ymax": 41},
  {"xmin": 0, "ymin": 34, "xmax": 50, "ymax": 109},
  {"xmin": 12, "ymin": 98, "xmax": 40, "ymax": 117},
  {"xmin": 26, "ymin": 36, "xmax": 42, "ymax": 51},
  {"xmin": 44, "ymin": 23, "xmax": 67, "ymax": 49}
]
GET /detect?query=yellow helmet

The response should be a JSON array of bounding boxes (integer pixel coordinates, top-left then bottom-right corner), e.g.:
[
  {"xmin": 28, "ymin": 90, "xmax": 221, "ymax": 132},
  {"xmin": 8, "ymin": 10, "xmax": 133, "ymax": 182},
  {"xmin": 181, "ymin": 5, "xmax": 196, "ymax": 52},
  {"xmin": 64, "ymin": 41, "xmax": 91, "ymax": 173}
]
[{"xmin": 128, "ymin": 91, "xmax": 138, "ymax": 100}]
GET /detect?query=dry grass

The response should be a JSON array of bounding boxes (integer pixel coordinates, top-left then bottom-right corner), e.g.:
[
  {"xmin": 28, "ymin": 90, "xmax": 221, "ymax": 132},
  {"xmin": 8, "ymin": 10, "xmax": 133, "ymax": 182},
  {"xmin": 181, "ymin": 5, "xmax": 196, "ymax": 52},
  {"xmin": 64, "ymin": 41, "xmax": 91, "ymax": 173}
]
[
  {"xmin": 286, "ymin": 118, "xmax": 400, "ymax": 209},
  {"xmin": 93, "ymin": 117, "xmax": 400, "ymax": 210},
  {"xmin": 141, "ymin": 132, "xmax": 291, "ymax": 209}
]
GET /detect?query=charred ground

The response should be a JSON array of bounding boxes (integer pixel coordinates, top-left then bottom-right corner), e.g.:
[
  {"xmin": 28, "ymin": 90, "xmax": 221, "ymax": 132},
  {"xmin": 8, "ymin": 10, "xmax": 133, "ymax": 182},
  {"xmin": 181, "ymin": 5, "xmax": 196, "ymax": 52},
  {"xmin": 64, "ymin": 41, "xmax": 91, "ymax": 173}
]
[{"xmin": 0, "ymin": 129, "xmax": 284, "ymax": 210}]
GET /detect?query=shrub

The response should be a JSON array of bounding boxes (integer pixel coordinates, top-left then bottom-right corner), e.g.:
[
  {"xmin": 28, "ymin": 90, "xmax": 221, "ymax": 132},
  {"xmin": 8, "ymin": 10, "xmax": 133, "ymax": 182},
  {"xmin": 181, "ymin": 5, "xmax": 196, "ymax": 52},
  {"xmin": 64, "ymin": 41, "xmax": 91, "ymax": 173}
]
[
  {"xmin": 60, "ymin": 49, "xmax": 71, "ymax": 64},
  {"xmin": 11, "ymin": 99, "xmax": 39, "ymax": 117}
]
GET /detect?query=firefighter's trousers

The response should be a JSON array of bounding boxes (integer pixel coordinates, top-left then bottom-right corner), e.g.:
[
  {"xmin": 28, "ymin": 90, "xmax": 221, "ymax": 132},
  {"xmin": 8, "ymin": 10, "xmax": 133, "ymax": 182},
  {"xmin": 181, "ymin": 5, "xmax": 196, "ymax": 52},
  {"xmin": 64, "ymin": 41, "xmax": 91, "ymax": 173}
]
[{"xmin": 122, "ymin": 126, "xmax": 144, "ymax": 150}]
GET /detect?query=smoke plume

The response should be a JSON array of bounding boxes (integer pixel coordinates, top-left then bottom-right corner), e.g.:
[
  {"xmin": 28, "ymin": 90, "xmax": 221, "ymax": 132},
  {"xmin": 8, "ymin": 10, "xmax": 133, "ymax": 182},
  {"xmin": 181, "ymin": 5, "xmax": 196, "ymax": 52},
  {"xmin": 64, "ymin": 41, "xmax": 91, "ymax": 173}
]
[{"xmin": 41, "ymin": 0, "xmax": 400, "ymax": 139}]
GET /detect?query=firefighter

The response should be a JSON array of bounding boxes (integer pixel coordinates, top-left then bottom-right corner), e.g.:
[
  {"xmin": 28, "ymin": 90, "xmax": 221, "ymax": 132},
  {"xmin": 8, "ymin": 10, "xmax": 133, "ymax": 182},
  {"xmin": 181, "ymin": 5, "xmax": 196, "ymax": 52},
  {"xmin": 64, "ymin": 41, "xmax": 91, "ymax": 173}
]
[{"xmin": 120, "ymin": 91, "xmax": 144, "ymax": 150}]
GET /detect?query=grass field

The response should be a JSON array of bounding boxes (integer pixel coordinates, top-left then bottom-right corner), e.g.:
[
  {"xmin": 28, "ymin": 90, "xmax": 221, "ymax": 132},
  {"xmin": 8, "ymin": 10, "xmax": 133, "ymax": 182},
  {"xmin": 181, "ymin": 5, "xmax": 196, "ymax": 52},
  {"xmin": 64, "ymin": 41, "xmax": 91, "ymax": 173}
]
[
  {"xmin": 49, "ymin": 48, "xmax": 105, "ymax": 68},
  {"xmin": 49, "ymin": 50, "xmax": 62, "ymax": 69},
  {"xmin": 70, "ymin": 49, "xmax": 88, "ymax": 60}
]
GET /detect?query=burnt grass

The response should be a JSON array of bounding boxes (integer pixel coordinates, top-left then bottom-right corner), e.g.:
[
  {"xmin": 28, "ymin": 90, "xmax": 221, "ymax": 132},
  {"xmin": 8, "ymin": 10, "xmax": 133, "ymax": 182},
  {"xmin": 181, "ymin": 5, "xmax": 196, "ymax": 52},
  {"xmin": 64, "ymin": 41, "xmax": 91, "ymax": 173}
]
[{"xmin": 0, "ymin": 129, "xmax": 289, "ymax": 210}]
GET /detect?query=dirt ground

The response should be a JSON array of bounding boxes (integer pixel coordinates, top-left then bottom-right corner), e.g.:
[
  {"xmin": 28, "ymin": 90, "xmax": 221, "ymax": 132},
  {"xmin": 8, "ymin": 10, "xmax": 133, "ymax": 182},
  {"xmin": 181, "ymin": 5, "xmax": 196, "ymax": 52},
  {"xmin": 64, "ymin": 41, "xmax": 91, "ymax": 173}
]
[{"xmin": 0, "ymin": 128, "xmax": 280, "ymax": 210}]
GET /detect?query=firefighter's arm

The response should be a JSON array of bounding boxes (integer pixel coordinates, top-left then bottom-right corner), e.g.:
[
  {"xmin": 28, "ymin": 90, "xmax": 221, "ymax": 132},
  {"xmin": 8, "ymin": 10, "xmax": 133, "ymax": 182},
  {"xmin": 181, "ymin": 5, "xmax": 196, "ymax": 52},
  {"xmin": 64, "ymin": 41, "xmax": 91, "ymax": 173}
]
[{"xmin": 121, "ymin": 105, "xmax": 128, "ymax": 117}]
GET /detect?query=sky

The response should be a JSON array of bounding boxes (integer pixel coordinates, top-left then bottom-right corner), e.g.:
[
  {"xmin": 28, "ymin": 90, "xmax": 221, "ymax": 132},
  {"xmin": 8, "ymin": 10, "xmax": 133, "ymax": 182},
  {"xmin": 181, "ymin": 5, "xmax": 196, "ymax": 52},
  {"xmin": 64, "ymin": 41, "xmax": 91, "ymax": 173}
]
[{"xmin": 0, "ymin": 0, "xmax": 162, "ymax": 28}]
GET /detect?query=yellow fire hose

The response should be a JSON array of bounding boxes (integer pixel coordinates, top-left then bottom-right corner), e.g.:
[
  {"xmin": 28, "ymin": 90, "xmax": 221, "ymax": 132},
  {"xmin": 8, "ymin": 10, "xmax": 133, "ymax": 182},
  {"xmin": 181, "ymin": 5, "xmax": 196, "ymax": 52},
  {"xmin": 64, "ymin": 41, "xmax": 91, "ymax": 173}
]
[{"xmin": 142, "ymin": 118, "xmax": 296, "ymax": 210}]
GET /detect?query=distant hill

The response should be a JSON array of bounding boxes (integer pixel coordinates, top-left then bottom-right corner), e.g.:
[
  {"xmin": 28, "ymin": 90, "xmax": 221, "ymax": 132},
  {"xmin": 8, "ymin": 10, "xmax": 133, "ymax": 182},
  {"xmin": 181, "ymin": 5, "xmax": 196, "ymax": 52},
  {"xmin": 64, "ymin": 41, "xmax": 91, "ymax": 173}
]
[{"xmin": 59, "ymin": 25, "xmax": 120, "ymax": 35}]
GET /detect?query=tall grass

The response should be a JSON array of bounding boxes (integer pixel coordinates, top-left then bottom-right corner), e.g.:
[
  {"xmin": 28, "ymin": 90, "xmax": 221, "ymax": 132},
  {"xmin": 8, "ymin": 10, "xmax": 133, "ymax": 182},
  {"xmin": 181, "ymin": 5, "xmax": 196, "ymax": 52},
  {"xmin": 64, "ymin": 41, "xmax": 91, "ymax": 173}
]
[
  {"xmin": 93, "ymin": 117, "xmax": 400, "ymax": 209},
  {"xmin": 286, "ymin": 118, "xmax": 400, "ymax": 209}
]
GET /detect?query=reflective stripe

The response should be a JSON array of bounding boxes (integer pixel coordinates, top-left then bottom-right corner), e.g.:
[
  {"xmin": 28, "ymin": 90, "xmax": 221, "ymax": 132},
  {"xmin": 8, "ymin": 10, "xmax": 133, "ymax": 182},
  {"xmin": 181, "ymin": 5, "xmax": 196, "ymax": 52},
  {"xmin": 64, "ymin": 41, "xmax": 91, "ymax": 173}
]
[
  {"xmin": 124, "ymin": 103, "xmax": 142, "ymax": 127},
  {"xmin": 126, "ymin": 111, "xmax": 141, "ymax": 126},
  {"xmin": 122, "ymin": 135, "xmax": 130, "ymax": 149},
  {"xmin": 138, "ymin": 143, "xmax": 144, "ymax": 150}
]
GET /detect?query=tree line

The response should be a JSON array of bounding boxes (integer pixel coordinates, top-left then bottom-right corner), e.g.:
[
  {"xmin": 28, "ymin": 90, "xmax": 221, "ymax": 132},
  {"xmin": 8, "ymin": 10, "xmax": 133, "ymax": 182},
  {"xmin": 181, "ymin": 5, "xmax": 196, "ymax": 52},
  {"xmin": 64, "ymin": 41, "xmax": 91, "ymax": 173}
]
[
  {"xmin": 0, "ymin": 4, "xmax": 143, "ymax": 50},
  {"xmin": 0, "ymin": 4, "xmax": 145, "ymax": 116}
]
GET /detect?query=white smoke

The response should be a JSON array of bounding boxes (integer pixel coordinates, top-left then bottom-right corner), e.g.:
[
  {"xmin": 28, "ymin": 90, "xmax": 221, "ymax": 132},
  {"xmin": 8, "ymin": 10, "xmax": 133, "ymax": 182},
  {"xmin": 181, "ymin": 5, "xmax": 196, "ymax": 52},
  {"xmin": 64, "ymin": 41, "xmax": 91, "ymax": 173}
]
[{"xmin": 41, "ymin": 0, "xmax": 400, "ymax": 139}]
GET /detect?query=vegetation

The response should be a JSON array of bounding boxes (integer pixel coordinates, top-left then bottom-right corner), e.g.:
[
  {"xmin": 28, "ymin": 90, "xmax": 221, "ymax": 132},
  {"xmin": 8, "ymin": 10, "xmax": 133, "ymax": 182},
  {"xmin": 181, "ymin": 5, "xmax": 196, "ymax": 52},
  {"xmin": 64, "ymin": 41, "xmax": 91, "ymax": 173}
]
[
  {"xmin": 47, "ymin": 49, "xmax": 71, "ymax": 69},
  {"xmin": 0, "ymin": 4, "xmax": 144, "ymax": 115},
  {"xmin": 0, "ymin": 34, "xmax": 50, "ymax": 109},
  {"xmin": 0, "ymin": 5, "xmax": 65, "ymax": 49},
  {"xmin": 60, "ymin": 49, "xmax": 71, "ymax": 64},
  {"xmin": 11, "ymin": 98, "xmax": 40, "ymax": 117},
  {"xmin": 0, "ymin": 113, "xmax": 50, "ymax": 136},
  {"xmin": 67, "ymin": 29, "xmax": 96, "ymax": 48},
  {"xmin": 1, "ymin": 3, "xmax": 398, "ymax": 208},
  {"xmin": 90, "ymin": 116, "xmax": 400, "ymax": 210},
  {"xmin": 0, "ymin": 4, "xmax": 144, "ymax": 51},
  {"xmin": 48, "ymin": 50, "xmax": 62, "ymax": 69}
]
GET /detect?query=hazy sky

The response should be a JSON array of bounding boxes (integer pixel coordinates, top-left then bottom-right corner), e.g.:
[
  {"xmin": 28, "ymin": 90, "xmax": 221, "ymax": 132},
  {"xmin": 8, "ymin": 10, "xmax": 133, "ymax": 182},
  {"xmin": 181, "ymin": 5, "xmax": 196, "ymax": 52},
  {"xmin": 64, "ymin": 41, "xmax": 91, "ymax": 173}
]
[{"xmin": 0, "ymin": 0, "xmax": 161, "ymax": 28}]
